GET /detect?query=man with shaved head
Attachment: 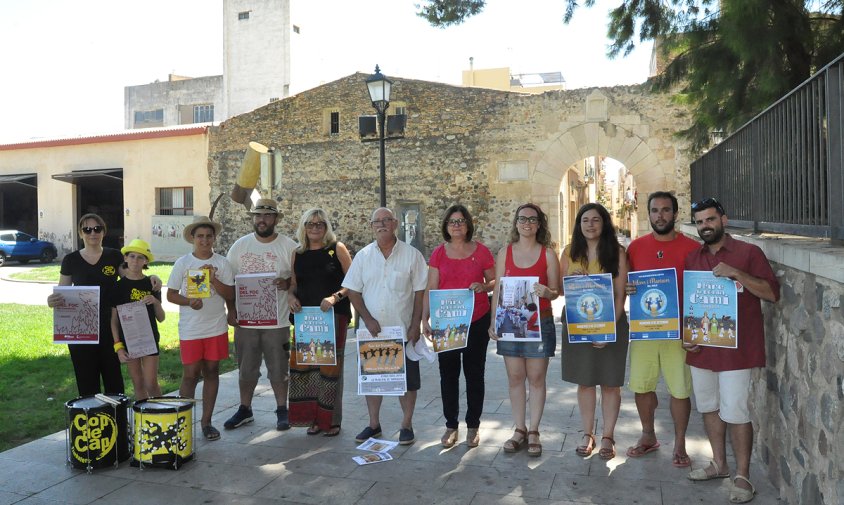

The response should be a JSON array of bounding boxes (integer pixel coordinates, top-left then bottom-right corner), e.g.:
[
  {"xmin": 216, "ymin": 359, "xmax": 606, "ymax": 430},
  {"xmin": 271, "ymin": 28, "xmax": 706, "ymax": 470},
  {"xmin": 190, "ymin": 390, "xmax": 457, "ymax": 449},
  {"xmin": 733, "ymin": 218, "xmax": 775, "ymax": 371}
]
[{"xmin": 342, "ymin": 208, "xmax": 427, "ymax": 445}]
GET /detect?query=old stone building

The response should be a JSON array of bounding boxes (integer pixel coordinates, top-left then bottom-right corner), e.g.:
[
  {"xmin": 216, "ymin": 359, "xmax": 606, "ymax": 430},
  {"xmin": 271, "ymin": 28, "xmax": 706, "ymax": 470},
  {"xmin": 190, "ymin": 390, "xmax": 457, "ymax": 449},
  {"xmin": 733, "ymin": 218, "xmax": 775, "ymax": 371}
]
[{"xmin": 208, "ymin": 73, "xmax": 694, "ymax": 256}]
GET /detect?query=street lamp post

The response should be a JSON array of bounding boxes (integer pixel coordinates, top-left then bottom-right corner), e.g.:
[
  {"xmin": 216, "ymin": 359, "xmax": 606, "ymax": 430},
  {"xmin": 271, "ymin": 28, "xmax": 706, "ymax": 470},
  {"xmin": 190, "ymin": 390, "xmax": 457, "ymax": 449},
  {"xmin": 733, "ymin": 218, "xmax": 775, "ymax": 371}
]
[{"xmin": 366, "ymin": 65, "xmax": 392, "ymax": 207}]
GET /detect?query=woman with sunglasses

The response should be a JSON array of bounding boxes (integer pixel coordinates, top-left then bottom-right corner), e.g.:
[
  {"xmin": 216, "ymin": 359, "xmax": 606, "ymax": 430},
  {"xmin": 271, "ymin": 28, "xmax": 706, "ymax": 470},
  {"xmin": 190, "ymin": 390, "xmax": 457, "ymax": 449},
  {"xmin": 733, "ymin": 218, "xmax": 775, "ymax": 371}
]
[
  {"xmin": 560, "ymin": 203, "xmax": 629, "ymax": 460},
  {"xmin": 422, "ymin": 205, "xmax": 495, "ymax": 448},
  {"xmin": 47, "ymin": 214, "xmax": 160, "ymax": 396},
  {"xmin": 488, "ymin": 203, "xmax": 560, "ymax": 457},
  {"xmin": 287, "ymin": 208, "xmax": 352, "ymax": 437}
]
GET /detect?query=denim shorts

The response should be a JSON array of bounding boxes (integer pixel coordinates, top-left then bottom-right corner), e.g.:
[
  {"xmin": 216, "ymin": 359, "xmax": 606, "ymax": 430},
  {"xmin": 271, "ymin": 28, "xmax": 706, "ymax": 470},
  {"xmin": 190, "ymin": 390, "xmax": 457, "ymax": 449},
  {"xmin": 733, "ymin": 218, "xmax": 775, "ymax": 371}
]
[{"xmin": 496, "ymin": 316, "xmax": 556, "ymax": 358}]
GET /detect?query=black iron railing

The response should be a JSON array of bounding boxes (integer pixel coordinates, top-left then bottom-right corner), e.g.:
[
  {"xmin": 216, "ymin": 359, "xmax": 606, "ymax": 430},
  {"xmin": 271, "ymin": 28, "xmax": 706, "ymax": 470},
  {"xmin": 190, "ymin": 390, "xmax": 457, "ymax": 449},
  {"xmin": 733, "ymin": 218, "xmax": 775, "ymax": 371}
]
[{"xmin": 690, "ymin": 52, "xmax": 844, "ymax": 241}]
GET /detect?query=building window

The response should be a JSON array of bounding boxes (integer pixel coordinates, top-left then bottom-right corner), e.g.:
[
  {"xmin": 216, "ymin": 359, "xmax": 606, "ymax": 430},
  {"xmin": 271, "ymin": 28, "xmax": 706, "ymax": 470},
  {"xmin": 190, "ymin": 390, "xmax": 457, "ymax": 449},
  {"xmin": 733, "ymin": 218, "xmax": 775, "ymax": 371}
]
[
  {"xmin": 330, "ymin": 112, "xmax": 340, "ymax": 134},
  {"xmin": 157, "ymin": 187, "xmax": 193, "ymax": 215},
  {"xmin": 393, "ymin": 105, "xmax": 406, "ymax": 116},
  {"xmin": 134, "ymin": 109, "xmax": 164, "ymax": 127},
  {"xmin": 193, "ymin": 104, "xmax": 214, "ymax": 123},
  {"xmin": 238, "ymin": 11, "xmax": 249, "ymax": 20}
]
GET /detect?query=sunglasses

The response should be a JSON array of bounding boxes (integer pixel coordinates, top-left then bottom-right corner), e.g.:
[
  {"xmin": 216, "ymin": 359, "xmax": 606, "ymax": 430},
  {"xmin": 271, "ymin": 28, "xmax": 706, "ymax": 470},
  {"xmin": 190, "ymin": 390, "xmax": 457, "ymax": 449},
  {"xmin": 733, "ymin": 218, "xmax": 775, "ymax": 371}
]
[
  {"xmin": 305, "ymin": 221, "xmax": 327, "ymax": 230},
  {"xmin": 691, "ymin": 197, "xmax": 725, "ymax": 215},
  {"xmin": 447, "ymin": 218, "xmax": 467, "ymax": 227},
  {"xmin": 81, "ymin": 226, "xmax": 104, "ymax": 234}
]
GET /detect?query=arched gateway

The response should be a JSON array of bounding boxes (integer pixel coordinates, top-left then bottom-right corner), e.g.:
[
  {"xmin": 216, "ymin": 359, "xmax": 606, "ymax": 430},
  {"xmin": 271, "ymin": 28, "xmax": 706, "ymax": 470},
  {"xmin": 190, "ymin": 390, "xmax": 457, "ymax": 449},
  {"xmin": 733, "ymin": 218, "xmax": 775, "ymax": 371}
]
[{"xmin": 209, "ymin": 75, "xmax": 694, "ymax": 255}]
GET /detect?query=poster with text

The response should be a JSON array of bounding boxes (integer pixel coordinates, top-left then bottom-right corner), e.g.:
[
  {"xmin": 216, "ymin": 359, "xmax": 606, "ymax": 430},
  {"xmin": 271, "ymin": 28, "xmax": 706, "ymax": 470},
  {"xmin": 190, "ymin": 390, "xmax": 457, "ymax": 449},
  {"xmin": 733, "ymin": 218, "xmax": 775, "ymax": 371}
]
[
  {"xmin": 682, "ymin": 271, "xmax": 738, "ymax": 348},
  {"xmin": 186, "ymin": 268, "xmax": 211, "ymax": 298},
  {"xmin": 116, "ymin": 301, "xmax": 158, "ymax": 358},
  {"xmin": 53, "ymin": 286, "xmax": 100, "ymax": 344},
  {"xmin": 356, "ymin": 326, "xmax": 407, "ymax": 396},
  {"xmin": 494, "ymin": 276, "xmax": 542, "ymax": 341},
  {"xmin": 428, "ymin": 289, "xmax": 474, "ymax": 353},
  {"xmin": 628, "ymin": 268, "xmax": 681, "ymax": 340},
  {"xmin": 563, "ymin": 274, "xmax": 617, "ymax": 343},
  {"xmin": 235, "ymin": 273, "xmax": 278, "ymax": 326},
  {"xmin": 294, "ymin": 307, "xmax": 336, "ymax": 365}
]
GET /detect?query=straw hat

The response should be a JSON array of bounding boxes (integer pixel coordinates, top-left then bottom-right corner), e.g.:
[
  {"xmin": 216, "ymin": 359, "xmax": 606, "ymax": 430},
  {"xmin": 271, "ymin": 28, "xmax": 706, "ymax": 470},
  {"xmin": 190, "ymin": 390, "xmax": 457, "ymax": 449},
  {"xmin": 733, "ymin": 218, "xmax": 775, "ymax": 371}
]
[
  {"xmin": 183, "ymin": 215, "xmax": 223, "ymax": 244},
  {"xmin": 121, "ymin": 238, "xmax": 154, "ymax": 262},
  {"xmin": 248, "ymin": 198, "xmax": 279, "ymax": 214}
]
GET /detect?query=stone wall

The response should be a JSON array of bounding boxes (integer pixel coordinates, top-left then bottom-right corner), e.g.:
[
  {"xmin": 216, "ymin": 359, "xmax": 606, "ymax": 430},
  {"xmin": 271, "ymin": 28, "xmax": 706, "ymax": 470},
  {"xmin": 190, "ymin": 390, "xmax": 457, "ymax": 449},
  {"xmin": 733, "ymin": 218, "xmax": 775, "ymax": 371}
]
[{"xmin": 207, "ymin": 73, "xmax": 693, "ymax": 257}]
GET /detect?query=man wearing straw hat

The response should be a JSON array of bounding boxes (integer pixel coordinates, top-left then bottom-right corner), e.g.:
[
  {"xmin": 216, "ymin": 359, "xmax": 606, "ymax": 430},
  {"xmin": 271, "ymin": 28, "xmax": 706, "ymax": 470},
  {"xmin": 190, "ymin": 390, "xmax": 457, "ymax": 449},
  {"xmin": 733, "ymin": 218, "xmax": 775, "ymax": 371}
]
[
  {"xmin": 224, "ymin": 198, "xmax": 298, "ymax": 431},
  {"xmin": 166, "ymin": 216, "xmax": 235, "ymax": 441}
]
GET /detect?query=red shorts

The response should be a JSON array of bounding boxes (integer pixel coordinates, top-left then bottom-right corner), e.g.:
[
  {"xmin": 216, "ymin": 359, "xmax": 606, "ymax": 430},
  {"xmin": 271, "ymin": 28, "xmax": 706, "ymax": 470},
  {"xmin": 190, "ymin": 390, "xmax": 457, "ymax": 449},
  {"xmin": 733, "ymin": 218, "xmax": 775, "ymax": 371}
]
[{"xmin": 180, "ymin": 332, "xmax": 229, "ymax": 365}]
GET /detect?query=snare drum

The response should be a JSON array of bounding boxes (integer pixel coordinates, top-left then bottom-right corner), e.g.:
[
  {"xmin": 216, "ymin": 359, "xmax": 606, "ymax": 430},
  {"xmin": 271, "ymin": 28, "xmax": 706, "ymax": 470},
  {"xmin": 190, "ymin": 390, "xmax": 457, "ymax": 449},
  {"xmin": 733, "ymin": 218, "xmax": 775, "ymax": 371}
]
[
  {"xmin": 132, "ymin": 397, "xmax": 193, "ymax": 469},
  {"xmin": 65, "ymin": 395, "xmax": 130, "ymax": 471}
]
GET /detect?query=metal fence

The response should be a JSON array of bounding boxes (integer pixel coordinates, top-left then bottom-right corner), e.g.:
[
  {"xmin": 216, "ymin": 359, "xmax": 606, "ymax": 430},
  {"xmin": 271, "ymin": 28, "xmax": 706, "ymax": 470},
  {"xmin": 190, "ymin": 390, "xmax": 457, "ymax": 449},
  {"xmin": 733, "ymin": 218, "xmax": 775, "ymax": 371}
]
[{"xmin": 690, "ymin": 52, "xmax": 844, "ymax": 241}]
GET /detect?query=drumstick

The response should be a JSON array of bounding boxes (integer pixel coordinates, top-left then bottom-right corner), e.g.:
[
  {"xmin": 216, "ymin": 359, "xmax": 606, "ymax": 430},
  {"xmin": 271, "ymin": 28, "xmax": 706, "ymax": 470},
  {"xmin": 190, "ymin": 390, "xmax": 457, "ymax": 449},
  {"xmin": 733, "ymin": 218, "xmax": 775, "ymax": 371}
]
[{"xmin": 94, "ymin": 394, "xmax": 122, "ymax": 406}]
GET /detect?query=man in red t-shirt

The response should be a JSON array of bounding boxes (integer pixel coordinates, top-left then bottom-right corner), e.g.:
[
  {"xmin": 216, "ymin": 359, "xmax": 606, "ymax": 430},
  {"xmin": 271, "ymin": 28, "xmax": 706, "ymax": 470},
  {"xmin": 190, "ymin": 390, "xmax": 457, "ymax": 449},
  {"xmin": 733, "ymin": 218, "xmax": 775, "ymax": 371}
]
[
  {"xmin": 684, "ymin": 198, "xmax": 780, "ymax": 504},
  {"xmin": 625, "ymin": 192, "xmax": 699, "ymax": 468}
]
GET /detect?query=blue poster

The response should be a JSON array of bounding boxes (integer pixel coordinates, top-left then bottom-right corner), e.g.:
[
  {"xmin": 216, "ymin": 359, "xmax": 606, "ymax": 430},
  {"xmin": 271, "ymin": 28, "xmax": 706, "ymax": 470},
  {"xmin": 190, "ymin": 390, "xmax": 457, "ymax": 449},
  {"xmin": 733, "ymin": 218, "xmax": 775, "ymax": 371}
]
[
  {"xmin": 628, "ymin": 268, "xmax": 681, "ymax": 340},
  {"xmin": 563, "ymin": 274, "xmax": 616, "ymax": 343},
  {"xmin": 293, "ymin": 307, "xmax": 337, "ymax": 365},
  {"xmin": 682, "ymin": 271, "xmax": 738, "ymax": 349},
  {"xmin": 428, "ymin": 289, "xmax": 474, "ymax": 353}
]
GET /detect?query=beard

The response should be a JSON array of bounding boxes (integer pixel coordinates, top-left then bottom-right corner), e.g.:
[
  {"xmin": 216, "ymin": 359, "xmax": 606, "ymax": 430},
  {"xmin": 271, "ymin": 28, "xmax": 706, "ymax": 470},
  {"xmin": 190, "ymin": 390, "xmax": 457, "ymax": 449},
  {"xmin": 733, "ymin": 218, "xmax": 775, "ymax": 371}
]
[
  {"xmin": 254, "ymin": 222, "xmax": 276, "ymax": 238},
  {"xmin": 650, "ymin": 219, "xmax": 675, "ymax": 235},
  {"xmin": 699, "ymin": 226, "xmax": 725, "ymax": 245}
]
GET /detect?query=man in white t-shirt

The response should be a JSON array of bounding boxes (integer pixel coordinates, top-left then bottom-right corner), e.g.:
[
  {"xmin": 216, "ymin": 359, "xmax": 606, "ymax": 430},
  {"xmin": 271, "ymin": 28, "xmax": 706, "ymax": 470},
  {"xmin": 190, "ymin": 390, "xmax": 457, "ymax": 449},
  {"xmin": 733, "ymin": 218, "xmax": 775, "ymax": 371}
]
[
  {"xmin": 166, "ymin": 215, "xmax": 235, "ymax": 441},
  {"xmin": 343, "ymin": 207, "xmax": 427, "ymax": 445},
  {"xmin": 224, "ymin": 199, "xmax": 298, "ymax": 431}
]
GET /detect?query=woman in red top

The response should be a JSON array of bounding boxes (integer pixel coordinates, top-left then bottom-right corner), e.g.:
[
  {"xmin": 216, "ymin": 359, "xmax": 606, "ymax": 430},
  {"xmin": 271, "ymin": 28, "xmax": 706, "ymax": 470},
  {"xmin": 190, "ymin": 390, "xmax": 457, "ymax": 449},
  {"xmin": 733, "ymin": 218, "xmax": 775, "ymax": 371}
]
[
  {"xmin": 488, "ymin": 203, "xmax": 560, "ymax": 457},
  {"xmin": 422, "ymin": 205, "xmax": 495, "ymax": 448}
]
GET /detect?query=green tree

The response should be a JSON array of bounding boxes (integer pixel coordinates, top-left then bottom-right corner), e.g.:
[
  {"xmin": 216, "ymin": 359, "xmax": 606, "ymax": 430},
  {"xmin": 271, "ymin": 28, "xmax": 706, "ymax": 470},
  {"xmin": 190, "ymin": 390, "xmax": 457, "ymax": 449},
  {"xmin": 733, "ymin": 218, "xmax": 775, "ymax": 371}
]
[{"xmin": 417, "ymin": 0, "xmax": 844, "ymax": 151}]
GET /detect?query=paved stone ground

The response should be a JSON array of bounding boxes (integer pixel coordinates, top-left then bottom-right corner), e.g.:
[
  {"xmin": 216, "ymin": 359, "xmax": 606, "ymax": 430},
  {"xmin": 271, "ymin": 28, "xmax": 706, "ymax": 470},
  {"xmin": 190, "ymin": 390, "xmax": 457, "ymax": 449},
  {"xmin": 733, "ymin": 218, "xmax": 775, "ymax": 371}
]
[{"xmin": 0, "ymin": 320, "xmax": 781, "ymax": 505}]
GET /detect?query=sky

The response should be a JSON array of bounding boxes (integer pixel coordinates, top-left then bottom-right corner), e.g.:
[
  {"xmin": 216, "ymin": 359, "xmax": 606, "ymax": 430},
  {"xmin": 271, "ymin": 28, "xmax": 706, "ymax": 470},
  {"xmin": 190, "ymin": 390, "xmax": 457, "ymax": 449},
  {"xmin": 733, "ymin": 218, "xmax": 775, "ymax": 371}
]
[{"xmin": 0, "ymin": 0, "xmax": 653, "ymax": 143}]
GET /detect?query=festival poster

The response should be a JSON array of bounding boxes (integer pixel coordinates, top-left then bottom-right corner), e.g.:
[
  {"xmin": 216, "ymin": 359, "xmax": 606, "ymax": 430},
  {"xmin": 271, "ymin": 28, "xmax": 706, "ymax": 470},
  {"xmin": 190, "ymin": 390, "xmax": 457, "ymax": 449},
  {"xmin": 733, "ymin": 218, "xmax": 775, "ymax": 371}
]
[
  {"xmin": 186, "ymin": 268, "xmax": 211, "ymax": 298},
  {"xmin": 235, "ymin": 273, "xmax": 279, "ymax": 326},
  {"xmin": 53, "ymin": 286, "xmax": 100, "ymax": 344},
  {"xmin": 293, "ymin": 307, "xmax": 337, "ymax": 365},
  {"xmin": 428, "ymin": 289, "xmax": 474, "ymax": 353},
  {"xmin": 563, "ymin": 274, "xmax": 617, "ymax": 343},
  {"xmin": 628, "ymin": 268, "xmax": 681, "ymax": 340},
  {"xmin": 494, "ymin": 276, "xmax": 542, "ymax": 341},
  {"xmin": 116, "ymin": 301, "xmax": 158, "ymax": 358},
  {"xmin": 682, "ymin": 271, "xmax": 739, "ymax": 348},
  {"xmin": 356, "ymin": 326, "xmax": 407, "ymax": 396}
]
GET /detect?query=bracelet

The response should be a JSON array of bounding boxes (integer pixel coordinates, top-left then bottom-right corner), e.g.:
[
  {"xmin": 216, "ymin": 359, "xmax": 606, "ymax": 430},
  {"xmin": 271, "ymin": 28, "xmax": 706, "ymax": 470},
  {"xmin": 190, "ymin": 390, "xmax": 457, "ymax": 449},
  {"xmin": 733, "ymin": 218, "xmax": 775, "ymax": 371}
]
[{"xmin": 113, "ymin": 342, "xmax": 126, "ymax": 352}]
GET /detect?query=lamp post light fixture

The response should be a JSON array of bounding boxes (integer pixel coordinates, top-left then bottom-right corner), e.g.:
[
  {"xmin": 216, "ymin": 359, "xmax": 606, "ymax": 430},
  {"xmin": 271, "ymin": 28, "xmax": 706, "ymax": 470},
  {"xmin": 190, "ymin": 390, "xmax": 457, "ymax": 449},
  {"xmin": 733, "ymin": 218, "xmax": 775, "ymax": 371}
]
[{"xmin": 366, "ymin": 65, "xmax": 393, "ymax": 207}]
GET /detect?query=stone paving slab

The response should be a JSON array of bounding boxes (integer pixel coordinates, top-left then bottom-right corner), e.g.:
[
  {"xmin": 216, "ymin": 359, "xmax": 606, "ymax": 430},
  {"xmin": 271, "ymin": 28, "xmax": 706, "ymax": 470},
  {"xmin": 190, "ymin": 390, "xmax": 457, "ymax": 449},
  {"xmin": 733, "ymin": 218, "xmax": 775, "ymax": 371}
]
[{"xmin": 0, "ymin": 323, "xmax": 783, "ymax": 504}]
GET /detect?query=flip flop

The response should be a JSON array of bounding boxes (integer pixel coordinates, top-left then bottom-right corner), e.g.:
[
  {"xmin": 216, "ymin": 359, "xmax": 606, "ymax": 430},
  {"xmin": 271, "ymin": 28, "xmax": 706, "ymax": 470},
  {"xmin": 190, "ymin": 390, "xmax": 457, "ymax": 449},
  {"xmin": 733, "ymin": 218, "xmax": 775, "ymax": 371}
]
[
  {"xmin": 323, "ymin": 425, "xmax": 341, "ymax": 437},
  {"xmin": 673, "ymin": 452, "xmax": 692, "ymax": 468},
  {"xmin": 626, "ymin": 441, "xmax": 660, "ymax": 458}
]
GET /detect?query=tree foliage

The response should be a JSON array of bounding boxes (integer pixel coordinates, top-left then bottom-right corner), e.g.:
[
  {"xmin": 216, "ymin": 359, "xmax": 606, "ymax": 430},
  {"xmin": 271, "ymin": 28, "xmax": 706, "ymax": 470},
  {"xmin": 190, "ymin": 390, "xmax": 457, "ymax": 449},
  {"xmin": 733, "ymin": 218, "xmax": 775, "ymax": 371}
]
[{"xmin": 416, "ymin": 0, "xmax": 844, "ymax": 151}]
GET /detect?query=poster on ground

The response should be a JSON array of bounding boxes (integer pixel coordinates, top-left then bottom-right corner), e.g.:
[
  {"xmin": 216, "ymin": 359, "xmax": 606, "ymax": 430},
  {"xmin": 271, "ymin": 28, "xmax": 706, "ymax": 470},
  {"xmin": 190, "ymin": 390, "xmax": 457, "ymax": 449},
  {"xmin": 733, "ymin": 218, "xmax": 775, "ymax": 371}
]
[
  {"xmin": 293, "ymin": 307, "xmax": 336, "ymax": 365},
  {"xmin": 116, "ymin": 301, "xmax": 158, "ymax": 358},
  {"xmin": 628, "ymin": 268, "xmax": 681, "ymax": 341},
  {"xmin": 682, "ymin": 271, "xmax": 738, "ymax": 348},
  {"xmin": 428, "ymin": 289, "xmax": 474, "ymax": 353},
  {"xmin": 53, "ymin": 286, "xmax": 100, "ymax": 344},
  {"xmin": 235, "ymin": 273, "xmax": 278, "ymax": 326},
  {"xmin": 494, "ymin": 276, "xmax": 541, "ymax": 341},
  {"xmin": 356, "ymin": 326, "xmax": 406, "ymax": 396},
  {"xmin": 563, "ymin": 274, "xmax": 616, "ymax": 343}
]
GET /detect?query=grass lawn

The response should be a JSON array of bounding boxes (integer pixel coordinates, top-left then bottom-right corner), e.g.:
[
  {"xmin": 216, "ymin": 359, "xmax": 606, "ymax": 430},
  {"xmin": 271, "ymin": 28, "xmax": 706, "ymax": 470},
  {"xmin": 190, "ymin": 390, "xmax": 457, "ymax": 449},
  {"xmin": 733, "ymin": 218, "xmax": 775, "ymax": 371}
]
[
  {"xmin": 0, "ymin": 303, "xmax": 237, "ymax": 453},
  {"xmin": 7, "ymin": 262, "xmax": 175, "ymax": 285}
]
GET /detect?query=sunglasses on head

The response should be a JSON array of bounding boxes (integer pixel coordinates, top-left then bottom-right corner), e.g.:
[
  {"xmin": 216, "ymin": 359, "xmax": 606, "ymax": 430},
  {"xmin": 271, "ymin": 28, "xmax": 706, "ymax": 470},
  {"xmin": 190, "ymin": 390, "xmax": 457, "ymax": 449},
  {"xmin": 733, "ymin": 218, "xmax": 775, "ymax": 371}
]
[
  {"xmin": 691, "ymin": 197, "xmax": 725, "ymax": 215},
  {"xmin": 81, "ymin": 226, "xmax": 104, "ymax": 234}
]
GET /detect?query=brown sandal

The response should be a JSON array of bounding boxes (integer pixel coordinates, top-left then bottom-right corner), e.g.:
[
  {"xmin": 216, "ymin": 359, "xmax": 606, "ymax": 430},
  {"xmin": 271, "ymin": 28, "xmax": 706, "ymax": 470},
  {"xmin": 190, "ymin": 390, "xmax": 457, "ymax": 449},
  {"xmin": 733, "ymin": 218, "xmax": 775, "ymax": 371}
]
[
  {"xmin": 576, "ymin": 433, "xmax": 595, "ymax": 457},
  {"xmin": 599, "ymin": 436, "xmax": 616, "ymax": 460},
  {"xmin": 527, "ymin": 430, "xmax": 542, "ymax": 457},
  {"xmin": 503, "ymin": 427, "xmax": 527, "ymax": 453}
]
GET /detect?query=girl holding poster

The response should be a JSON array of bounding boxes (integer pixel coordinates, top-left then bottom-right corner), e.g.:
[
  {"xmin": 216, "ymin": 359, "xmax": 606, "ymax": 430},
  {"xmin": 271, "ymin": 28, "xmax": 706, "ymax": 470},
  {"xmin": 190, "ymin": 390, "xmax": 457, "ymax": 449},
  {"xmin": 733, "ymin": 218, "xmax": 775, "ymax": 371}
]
[
  {"xmin": 560, "ymin": 203, "xmax": 629, "ymax": 460},
  {"xmin": 287, "ymin": 208, "xmax": 352, "ymax": 438},
  {"xmin": 422, "ymin": 205, "xmax": 495, "ymax": 449},
  {"xmin": 110, "ymin": 239, "xmax": 164, "ymax": 401},
  {"xmin": 488, "ymin": 203, "xmax": 560, "ymax": 457}
]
